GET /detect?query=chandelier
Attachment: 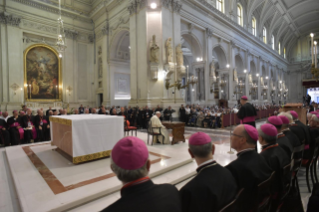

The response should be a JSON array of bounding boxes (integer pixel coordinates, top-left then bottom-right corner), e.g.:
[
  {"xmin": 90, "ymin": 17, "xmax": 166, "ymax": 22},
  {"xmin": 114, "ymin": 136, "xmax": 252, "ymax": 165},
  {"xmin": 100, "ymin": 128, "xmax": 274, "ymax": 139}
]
[{"xmin": 56, "ymin": 0, "xmax": 67, "ymax": 58}]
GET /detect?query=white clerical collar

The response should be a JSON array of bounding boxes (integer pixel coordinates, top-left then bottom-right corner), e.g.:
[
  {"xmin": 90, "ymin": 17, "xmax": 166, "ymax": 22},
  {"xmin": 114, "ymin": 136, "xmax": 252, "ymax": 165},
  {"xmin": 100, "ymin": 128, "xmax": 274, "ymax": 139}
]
[
  {"xmin": 197, "ymin": 159, "xmax": 215, "ymax": 168},
  {"xmin": 277, "ymin": 132, "xmax": 284, "ymax": 136}
]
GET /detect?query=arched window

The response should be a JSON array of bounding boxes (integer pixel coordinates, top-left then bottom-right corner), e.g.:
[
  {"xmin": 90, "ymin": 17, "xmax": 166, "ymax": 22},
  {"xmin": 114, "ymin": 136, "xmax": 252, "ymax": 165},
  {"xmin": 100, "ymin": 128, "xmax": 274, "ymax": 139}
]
[
  {"xmin": 284, "ymin": 47, "xmax": 286, "ymax": 58},
  {"xmin": 252, "ymin": 17, "xmax": 256, "ymax": 36},
  {"xmin": 263, "ymin": 27, "xmax": 267, "ymax": 44},
  {"xmin": 272, "ymin": 35, "xmax": 275, "ymax": 50},
  {"xmin": 216, "ymin": 0, "xmax": 224, "ymax": 13},
  {"xmin": 278, "ymin": 42, "xmax": 281, "ymax": 54},
  {"xmin": 237, "ymin": 4, "xmax": 243, "ymax": 26}
]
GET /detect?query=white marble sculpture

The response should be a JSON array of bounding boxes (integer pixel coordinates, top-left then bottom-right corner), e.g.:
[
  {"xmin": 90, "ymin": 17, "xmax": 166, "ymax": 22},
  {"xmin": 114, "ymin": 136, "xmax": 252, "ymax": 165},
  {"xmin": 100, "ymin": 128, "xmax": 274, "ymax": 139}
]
[
  {"xmin": 176, "ymin": 44, "xmax": 184, "ymax": 66},
  {"xmin": 150, "ymin": 35, "xmax": 159, "ymax": 63},
  {"xmin": 165, "ymin": 38, "xmax": 173, "ymax": 64},
  {"xmin": 210, "ymin": 61, "xmax": 216, "ymax": 82}
]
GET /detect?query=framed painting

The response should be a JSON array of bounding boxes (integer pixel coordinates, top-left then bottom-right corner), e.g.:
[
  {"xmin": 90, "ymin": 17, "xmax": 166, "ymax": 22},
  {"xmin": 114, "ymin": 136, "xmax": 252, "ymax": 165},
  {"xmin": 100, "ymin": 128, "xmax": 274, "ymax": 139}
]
[{"xmin": 24, "ymin": 44, "xmax": 62, "ymax": 102}]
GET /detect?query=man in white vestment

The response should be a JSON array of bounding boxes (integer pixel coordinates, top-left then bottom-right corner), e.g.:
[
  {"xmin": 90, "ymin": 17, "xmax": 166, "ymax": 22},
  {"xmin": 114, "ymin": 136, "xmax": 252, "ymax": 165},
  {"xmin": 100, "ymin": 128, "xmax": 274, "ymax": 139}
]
[{"xmin": 150, "ymin": 112, "xmax": 170, "ymax": 144}]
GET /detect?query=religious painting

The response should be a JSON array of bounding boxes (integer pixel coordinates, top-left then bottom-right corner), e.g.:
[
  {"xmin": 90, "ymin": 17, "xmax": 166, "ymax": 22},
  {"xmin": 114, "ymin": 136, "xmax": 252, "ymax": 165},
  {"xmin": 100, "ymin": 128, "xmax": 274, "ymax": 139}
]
[{"xmin": 24, "ymin": 44, "xmax": 62, "ymax": 102}]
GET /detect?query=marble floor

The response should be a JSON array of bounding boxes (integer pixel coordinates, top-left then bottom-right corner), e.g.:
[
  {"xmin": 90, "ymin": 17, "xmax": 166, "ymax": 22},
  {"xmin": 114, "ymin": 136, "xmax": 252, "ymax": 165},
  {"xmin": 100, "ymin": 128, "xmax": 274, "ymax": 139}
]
[{"xmin": 0, "ymin": 121, "xmax": 317, "ymax": 212}]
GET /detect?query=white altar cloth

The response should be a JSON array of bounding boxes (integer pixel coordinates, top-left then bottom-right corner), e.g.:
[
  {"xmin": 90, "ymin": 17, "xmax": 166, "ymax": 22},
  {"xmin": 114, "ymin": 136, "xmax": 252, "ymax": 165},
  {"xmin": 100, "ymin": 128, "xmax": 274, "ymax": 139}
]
[{"xmin": 50, "ymin": 115, "xmax": 124, "ymax": 163}]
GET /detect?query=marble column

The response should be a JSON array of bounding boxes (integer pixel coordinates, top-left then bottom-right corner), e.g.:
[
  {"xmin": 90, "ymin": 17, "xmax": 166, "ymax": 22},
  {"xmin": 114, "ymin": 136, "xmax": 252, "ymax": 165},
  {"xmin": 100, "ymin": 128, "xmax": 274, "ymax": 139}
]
[
  {"xmin": 128, "ymin": 0, "xmax": 184, "ymax": 112},
  {"xmin": 228, "ymin": 41, "xmax": 236, "ymax": 105},
  {"xmin": 245, "ymin": 52, "xmax": 251, "ymax": 100}
]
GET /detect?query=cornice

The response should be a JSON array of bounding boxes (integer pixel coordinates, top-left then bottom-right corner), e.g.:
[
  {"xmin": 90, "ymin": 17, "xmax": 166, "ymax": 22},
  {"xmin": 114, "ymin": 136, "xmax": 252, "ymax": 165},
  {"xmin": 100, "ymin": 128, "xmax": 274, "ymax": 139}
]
[
  {"xmin": 181, "ymin": 0, "xmax": 289, "ymax": 67},
  {"xmin": 10, "ymin": 0, "xmax": 92, "ymax": 23}
]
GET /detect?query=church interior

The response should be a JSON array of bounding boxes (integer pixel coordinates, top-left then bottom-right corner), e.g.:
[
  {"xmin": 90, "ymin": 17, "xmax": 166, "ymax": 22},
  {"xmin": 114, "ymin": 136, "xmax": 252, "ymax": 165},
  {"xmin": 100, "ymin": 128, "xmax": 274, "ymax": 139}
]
[{"xmin": 1, "ymin": 0, "xmax": 319, "ymax": 211}]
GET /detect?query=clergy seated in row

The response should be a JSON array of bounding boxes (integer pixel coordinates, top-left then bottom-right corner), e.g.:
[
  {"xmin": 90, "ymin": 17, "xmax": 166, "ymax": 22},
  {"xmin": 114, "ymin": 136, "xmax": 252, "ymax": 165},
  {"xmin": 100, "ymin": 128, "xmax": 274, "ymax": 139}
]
[
  {"xmin": 7, "ymin": 110, "xmax": 24, "ymax": 145},
  {"xmin": 101, "ymin": 137, "xmax": 181, "ymax": 212},
  {"xmin": 225, "ymin": 124, "xmax": 273, "ymax": 212},
  {"xmin": 34, "ymin": 110, "xmax": 50, "ymax": 142},
  {"xmin": 307, "ymin": 113, "xmax": 319, "ymax": 156},
  {"xmin": 267, "ymin": 116, "xmax": 293, "ymax": 158},
  {"xmin": 258, "ymin": 123, "xmax": 291, "ymax": 210},
  {"xmin": 149, "ymin": 112, "xmax": 170, "ymax": 144},
  {"xmin": 290, "ymin": 110, "xmax": 311, "ymax": 153},
  {"xmin": 180, "ymin": 132, "xmax": 237, "ymax": 212},
  {"xmin": 278, "ymin": 113, "xmax": 302, "ymax": 148},
  {"xmin": 0, "ymin": 112, "xmax": 10, "ymax": 146},
  {"xmin": 22, "ymin": 109, "xmax": 37, "ymax": 143}
]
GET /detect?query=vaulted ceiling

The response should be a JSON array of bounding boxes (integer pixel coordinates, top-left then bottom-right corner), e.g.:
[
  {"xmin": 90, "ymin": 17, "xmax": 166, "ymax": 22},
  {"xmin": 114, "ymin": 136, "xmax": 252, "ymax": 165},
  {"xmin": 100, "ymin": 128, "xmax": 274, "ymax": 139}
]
[{"xmin": 246, "ymin": 0, "xmax": 319, "ymax": 51}]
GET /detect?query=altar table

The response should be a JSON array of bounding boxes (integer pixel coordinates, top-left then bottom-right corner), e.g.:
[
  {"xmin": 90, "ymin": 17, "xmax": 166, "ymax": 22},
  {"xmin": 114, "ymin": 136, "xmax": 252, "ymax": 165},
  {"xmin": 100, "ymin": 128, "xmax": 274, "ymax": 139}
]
[
  {"xmin": 50, "ymin": 115, "xmax": 124, "ymax": 164},
  {"xmin": 162, "ymin": 122, "xmax": 185, "ymax": 145}
]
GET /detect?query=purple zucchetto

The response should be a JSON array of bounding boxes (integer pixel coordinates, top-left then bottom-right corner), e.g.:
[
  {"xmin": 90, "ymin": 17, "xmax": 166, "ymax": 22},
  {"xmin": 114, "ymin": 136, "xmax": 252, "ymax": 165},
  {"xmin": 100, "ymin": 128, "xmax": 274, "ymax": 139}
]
[
  {"xmin": 241, "ymin": 96, "xmax": 248, "ymax": 100},
  {"xmin": 111, "ymin": 136, "xmax": 149, "ymax": 170},
  {"xmin": 260, "ymin": 124, "xmax": 277, "ymax": 137},
  {"xmin": 244, "ymin": 124, "xmax": 258, "ymax": 142},
  {"xmin": 268, "ymin": 116, "xmax": 283, "ymax": 126},
  {"xmin": 290, "ymin": 111, "xmax": 298, "ymax": 119},
  {"xmin": 278, "ymin": 116, "xmax": 289, "ymax": 124},
  {"xmin": 189, "ymin": 132, "xmax": 211, "ymax": 145}
]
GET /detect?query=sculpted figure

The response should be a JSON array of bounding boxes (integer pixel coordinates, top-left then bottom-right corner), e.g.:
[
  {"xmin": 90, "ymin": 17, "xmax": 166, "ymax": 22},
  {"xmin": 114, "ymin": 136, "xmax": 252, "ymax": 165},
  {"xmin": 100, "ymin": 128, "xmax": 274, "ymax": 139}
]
[
  {"xmin": 150, "ymin": 35, "xmax": 159, "ymax": 63},
  {"xmin": 165, "ymin": 38, "xmax": 173, "ymax": 63},
  {"xmin": 176, "ymin": 44, "xmax": 183, "ymax": 66}
]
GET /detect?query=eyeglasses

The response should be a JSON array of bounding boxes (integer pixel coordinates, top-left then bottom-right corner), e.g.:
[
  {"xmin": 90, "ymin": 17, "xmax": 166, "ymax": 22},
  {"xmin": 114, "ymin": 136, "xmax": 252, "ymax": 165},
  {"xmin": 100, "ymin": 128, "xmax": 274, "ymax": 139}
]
[{"xmin": 230, "ymin": 133, "xmax": 244, "ymax": 138}]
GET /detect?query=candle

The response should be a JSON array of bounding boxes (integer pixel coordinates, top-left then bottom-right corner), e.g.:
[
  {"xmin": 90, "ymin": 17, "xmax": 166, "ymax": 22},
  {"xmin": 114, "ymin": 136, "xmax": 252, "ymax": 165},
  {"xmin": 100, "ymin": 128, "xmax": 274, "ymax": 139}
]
[
  {"xmin": 56, "ymin": 85, "xmax": 58, "ymax": 99},
  {"xmin": 20, "ymin": 88, "xmax": 23, "ymax": 103},
  {"xmin": 29, "ymin": 84, "xmax": 31, "ymax": 99},
  {"xmin": 311, "ymin": 33, "xmax": 314, "ymax": 64}
]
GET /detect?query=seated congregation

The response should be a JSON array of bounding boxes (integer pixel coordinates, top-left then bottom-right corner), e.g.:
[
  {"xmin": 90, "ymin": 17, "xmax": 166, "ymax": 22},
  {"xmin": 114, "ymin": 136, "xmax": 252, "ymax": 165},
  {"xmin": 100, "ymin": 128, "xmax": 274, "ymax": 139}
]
[{"xmin": 101, "ymin": 110, "xmax": 317, "ymax": 212}]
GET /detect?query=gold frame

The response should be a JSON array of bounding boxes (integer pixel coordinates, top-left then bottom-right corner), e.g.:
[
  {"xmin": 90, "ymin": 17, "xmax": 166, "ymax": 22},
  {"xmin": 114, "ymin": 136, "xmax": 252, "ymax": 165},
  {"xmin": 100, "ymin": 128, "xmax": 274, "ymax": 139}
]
[{"xmin": 24, "ymin": 44, "xmax": 62, "ymax": 102}]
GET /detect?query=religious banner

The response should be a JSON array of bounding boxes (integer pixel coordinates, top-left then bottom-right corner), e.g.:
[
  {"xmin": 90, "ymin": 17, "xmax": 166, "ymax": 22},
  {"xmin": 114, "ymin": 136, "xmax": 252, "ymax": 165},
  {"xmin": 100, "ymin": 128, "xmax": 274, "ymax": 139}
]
[{"xmin": 24, "ymin": 44, "xmax": 62, "ymax": 102}]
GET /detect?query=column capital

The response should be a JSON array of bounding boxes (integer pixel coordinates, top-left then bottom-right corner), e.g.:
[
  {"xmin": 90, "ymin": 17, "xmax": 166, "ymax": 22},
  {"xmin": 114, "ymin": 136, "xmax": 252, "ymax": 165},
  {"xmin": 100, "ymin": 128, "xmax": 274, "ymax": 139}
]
[
  {"xmin": 0, "ymin": 12, "xmax": 21, "ymax": 27},
  {"xmin": 206, "ymin": 28, "xmax": 213, "ymax": 37}
]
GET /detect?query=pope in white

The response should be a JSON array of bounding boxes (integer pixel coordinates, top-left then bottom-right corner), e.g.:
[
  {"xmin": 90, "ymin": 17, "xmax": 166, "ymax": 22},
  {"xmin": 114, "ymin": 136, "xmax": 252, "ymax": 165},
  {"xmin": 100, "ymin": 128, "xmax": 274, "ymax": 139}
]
[{"xmin": 150, "ymin": 112, "xmax": 170, "ymax": 144}]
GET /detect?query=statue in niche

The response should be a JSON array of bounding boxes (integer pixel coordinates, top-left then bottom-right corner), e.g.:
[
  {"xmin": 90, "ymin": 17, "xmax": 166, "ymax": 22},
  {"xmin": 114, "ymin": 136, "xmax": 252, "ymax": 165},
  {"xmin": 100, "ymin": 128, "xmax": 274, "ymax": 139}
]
[
  {"xmin": 176, "ymin": 44, "xmax": 184, "ymax": 66},
  {"xmin": 248, "ymin": 74, "xmax": 253, "ymax": 85},
  {"xmin": 150, "ymin": 35, "xmax": 159, "ymax": 63},
  {"xmin": 165, "ymin": 38, "xmax": 173, "ymax": 63},
  {"xmin": 98, "ymin": 46, "xmax": 102, "ymax": 55},
  {"xmin": 233, "ymin": 68, "xmax": 238, "ymax": 83},
  {"xmin": 210, "ymin": 61, "xmax": 216, "ymax": 82},
  {"xmin": 98, "ymin": 58, "xmax": 102, "ymax": 78}
]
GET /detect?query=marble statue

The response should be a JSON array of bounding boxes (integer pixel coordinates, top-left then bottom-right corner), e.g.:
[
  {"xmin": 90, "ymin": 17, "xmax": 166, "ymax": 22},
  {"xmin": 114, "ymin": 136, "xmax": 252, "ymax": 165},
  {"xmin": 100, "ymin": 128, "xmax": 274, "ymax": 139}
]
[
  {"xmin": 248, "ymin": 74, "xmax": 253, "ymax": 85},
  {"xmin": 233, "ymin": 68, "xmax": 238, "ymax": 83},
  {"xmin": 150, "ymin": 35, "xmax": 159, "ymax": 63},
  {"xmin": 98, "ymin": 58, "xmax": 102, "ymax": 78},
  {"xmin": 210, "ymin": 61, "xmax": 216, "ymax": 82},
  {"xmin": 165, "ymin": 38, "xmax": 173, "ymax": 63},
  {"xmin": 176, "ymin": 44, "xmax": 183, "ymax": 66}
]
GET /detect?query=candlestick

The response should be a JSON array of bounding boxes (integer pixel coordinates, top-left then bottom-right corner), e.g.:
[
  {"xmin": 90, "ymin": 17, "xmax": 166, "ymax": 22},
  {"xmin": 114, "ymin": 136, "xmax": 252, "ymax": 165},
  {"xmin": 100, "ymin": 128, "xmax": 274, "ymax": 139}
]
[
  {"xmin": 29, "ymin": 84, "xmax": 31, "ymax": 99},
  {"xmin": 56, "ymin": 85, "xmax": 58, "ymax": 99},
  {"xmin": 311, "ymin": 33, "xmax": 314, "ymax": 64}
]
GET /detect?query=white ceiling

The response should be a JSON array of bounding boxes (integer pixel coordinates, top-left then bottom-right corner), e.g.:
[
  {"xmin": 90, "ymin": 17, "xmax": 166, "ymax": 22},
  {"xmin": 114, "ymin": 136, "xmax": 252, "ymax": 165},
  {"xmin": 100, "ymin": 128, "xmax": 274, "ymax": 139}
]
[{"xmin": 248, "ymin": 0, "xmax": 319, "ymax": 50}]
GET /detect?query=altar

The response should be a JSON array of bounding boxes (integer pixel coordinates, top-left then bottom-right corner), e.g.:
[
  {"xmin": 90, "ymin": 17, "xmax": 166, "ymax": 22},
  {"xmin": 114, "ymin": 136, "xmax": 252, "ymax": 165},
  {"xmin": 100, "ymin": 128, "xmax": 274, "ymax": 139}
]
[{"xmin": 50, "ymin": 115, "xmax": 124, "ymax": 164}]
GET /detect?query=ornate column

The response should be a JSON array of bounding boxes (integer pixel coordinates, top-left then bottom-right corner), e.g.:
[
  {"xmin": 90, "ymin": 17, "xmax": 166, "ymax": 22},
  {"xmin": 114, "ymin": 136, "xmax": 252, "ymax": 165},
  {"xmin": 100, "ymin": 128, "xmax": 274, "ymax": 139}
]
[
  {"xmin": 228, "ymin": 41, "xmax": 236, "ymax": 105},
  {"xmin": 257, "ymin": 56, "xmax": 262, "ymax": 103},
  {"xmin": 245, "ymin": 51, "xmax": 250, "ymax": 100},
  {"xmin": 128, "ymin": 0, "xmax": 184, "ymax": 113},
  {"xmin": 206, "ymin": 28, "xmax": 214, "ymax": 103}
]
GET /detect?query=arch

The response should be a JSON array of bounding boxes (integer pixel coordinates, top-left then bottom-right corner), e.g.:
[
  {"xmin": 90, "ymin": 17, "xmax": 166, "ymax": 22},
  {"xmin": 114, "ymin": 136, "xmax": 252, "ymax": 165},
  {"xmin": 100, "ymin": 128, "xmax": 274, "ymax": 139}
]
[
  {"xmin": 235, "ymin": 54, "xmax": 244, "ymax": 73},
  {"xmin": 252, "ymin": 16, "xmax": 257, "ymax": 36},
  {"xmin": 250, "ymin": 60, "xmax": 257, "ymax": 74},
  {"xmin": 181, "ymin": 33, "xmax": 203, "ymax": 60},
  {"xmin": 212, "ymin": 45, "xmax": 227, "ymax": 69},
  {"xmin": 109, "ymin": 30, "xmax": 130, "ymax": 61}
]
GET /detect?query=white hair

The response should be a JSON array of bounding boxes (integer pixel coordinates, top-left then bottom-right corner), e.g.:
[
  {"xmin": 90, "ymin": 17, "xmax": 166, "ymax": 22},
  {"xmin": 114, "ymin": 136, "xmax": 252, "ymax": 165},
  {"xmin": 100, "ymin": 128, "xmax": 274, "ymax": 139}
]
[
  {"xmin": 156, "ymin": 111, "xmax": 161, "ymax": 115},
  {"xmin": 312, "ymin": 115, "xmax": 319, "ymax": 123},
  {"xmin": 278, "ymin": 112, "xmax": 293, "ymax": 123}
]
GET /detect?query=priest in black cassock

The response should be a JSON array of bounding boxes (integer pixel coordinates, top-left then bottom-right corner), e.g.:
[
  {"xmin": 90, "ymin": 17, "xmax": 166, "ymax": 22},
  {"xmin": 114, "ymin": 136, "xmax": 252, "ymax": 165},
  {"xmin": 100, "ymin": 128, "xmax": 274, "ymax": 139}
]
[
  {"xmin": 21, "ymin": 109, "xmax": 37, "ymax": 143},
  {"xmin": 34, "ymin": 110, "xmax": 50, "ymax": 142},
  {"xmin": 163, "ymin": 106, "xmax": 175, "ymax": 121},
  {"xmin": 267, "ymin": 116, "xmax": 293, "ymax": 158},
  {"xmin": 226, "ymin": 124, "xmax": 272, "ymax": 212},
  {"xmin": 101, "ymin": 137, "xmax": 181, "ymax": 212},
  {"xmin": 0, "ymin": 112, "xmax": 10, "ymax": 146},
  {"xmin": 7, "ymin": 110, "xmax": 24, "ymax": 145},
  {"xmin": 236, "ymin": 95, "xmax": 257, "ymax": 127},
  {"xmin": 258, "ymin": 123, "xmax": 291, "ymax": 210},
  {"xmin": 180, "ymin": 132, "xmax": 237, "ymax": 212}
]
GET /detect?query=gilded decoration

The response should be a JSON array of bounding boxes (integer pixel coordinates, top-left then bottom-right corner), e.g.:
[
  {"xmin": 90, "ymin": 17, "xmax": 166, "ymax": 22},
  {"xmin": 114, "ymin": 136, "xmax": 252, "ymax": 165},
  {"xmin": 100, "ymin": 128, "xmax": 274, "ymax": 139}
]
[
  {"xmin": 24, "ymin": 44, "xmax": 62, "ymax": 102},
  {"xmin": 49, "ymin": 117, "xmax": 72, "ymax": 126},
  {"xmin": 73, "ymin": 150, "xmax": 112, "ymax": 164}
]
